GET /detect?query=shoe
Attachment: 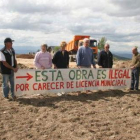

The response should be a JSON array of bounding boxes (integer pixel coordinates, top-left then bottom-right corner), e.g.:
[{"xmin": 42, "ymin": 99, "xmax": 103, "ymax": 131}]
[
  {"xmin": 130, "ymin": 88, "xmax": 134, "ymax": 90},
  {"xmin": 4, "ymin": 97, "xmax": 9, "ymax": 101},
  {"xmin": 11, "ymin": 96, "xmax": 17, "ymax": 101},
  {"xmin": 57, "ymin": 93, "xmax": 62, "ymax": 96},
  {"xmin": 135, "ymin": 89, "xmax": 139, "ymax": 91},
  {"xmin": 86, "ymin": 90, "xmax": 91, "ymax": 94},
  {"xmin": 61, "ymin": 92, "xmax": 65, "ymax": 95},
  {"xmin": 76, "ymin": 91, "xmax": 81, "ymax": 96}
]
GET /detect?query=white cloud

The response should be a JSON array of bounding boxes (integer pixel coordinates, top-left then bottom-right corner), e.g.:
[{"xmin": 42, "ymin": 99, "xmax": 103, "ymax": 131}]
[{"xmin": 0, "ymin": 0, "xmax": 139, "ymax": 53}]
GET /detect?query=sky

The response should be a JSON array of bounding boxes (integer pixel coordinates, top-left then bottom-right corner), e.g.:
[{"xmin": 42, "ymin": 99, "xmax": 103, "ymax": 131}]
[{"xmin": 0, "ymin": 0, "xmax": 140, "ymax": 53}]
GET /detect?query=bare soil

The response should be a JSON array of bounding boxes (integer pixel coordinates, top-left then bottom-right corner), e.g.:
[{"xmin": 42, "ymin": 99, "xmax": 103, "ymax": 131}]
[
  {"xmin": 1, "ymin": 56, "xmax": 140, "ymax": 140},
  {"xmin": 16, "ymin": 54, "xmax": 35, "ymax": 59},
  {"xmin": 1, "ymin": 89, "xmax": 140, "ymax": 140}
]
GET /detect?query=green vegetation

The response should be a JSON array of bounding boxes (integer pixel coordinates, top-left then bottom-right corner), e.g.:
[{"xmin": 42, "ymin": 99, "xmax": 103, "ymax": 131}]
[
  {"xmin": 98, "ymin": 37, "xmax": 107, "ymax": 50},
  {"xmin": 54, "ymin": 46, "xmax": 60, "ymax": 52}
]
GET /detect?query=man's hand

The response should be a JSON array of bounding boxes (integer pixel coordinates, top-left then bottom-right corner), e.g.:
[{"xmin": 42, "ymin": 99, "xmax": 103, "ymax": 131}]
[
  {"xmin": 13, "ymin": 68, "xmax": 18, "ymax": 73},
  {"xmin": 77, "ymin": 66, "xmax": 81, "ymax": 69},
  {"xmin": 98, "ymin": 66, "xmax": 102, "ymax": 68},
  {"xmin": 93, "ymin": 65, "xmax": 96, "ymax": 69},
  {"xmin": 54, "ymin": 65, "xmax": 57, "ymax": 69},
  {"xmin": 41, "ymin": 66, "xmax": 45, "ymax": 70},
  {"xmin": 131, "ymin": 66, "xmax": 135, "ymax": 69}
]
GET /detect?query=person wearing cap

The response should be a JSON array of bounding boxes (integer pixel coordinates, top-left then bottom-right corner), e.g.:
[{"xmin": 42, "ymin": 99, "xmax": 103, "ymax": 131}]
[
  {"xmin": 0, "ymin": 38, "xmax": 18, "ymax": 100},
  {"xmin": 98, "ymin": 43, "xmax": 113, "ymax": 68},
  {"xmin": 34, "ymin": 44, "xmax": 52, "ymax": 69},
  {"xmin": 130, "ymin": 47, "xmax": 140, "ymax": 91}
]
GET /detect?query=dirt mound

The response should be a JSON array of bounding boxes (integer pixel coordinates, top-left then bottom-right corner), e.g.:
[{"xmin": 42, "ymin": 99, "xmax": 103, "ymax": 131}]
[
  {"xmin": 16, "ymin": 54, "xmax": 35, "ymax": 59},
  {"xmin": 1, "ymin": 89, "xmax": 140, "ymax": 140},
  {"xmin": 18, "ymin": 63, "xmax": 29, "ymax": 69},
  {"xmin": 114, "ymin": 60, "xmax": 131, "ymax": 68}
]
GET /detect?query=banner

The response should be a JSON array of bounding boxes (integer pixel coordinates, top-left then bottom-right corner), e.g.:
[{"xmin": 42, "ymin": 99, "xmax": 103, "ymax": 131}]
[{"xmin": 14, "ymin": 68, "xmax": 131, "ymax": 96}]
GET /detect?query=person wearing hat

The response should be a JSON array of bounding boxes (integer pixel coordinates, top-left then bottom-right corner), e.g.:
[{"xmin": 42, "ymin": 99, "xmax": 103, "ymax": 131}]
[
  {"xmin": 130, "ymin": 46, "xmax": 140, "ymax": 91},
  {"xmin": 0, "ymin": 38, "xmax": 18, "ymax": 100}
]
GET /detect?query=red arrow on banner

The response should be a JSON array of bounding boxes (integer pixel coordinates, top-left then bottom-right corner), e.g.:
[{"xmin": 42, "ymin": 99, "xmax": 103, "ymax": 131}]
[{"xmin": 16, "ymin": 73, "xmax": 33, "ymax": 81}]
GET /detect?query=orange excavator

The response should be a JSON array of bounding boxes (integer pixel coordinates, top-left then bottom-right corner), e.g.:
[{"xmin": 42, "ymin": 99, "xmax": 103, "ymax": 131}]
[{"xmin": 66, "ymin": 35, "xmax": 98, "ymax": 62}]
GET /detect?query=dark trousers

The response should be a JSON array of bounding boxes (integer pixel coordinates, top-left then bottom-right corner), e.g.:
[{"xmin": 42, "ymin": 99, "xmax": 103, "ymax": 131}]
[{"xmin": 131, "ymin": 67, "xmax": 140, "ymax": 90}]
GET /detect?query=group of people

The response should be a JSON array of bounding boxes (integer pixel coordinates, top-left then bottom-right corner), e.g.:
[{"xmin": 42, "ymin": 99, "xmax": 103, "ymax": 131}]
[
  {"xmin": 0, "ymin": 37, "xmax": 140, "ymax": 100},
  {"xmin": 34, "ymin": 42, "xmax": 69, "ymax": 70}
]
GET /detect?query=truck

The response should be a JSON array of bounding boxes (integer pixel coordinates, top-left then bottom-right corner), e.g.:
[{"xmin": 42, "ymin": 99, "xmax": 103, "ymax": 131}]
[{"xmin": 66, "ymin": 35, "xmax": 98, "ymax": 62}]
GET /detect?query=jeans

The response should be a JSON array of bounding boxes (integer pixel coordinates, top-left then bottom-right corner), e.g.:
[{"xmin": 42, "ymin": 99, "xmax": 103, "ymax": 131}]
[
  {"xmin": 131, "ymin": 67, "xmax": 140, "ymax": 90},
  {"xmin": 2, "ymin": 71, "xmax": 15, "ymax": 98}
]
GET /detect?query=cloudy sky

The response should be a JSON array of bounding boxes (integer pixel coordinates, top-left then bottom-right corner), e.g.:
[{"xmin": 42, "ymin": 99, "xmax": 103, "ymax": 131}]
[{"xmin": 0, "ymin": 0, "xmax": 140, "ymax": 53}]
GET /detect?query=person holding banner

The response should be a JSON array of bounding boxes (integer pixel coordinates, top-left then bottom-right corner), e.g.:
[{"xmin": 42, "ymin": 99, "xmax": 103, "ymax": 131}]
[
  {"xmin": 76, "ymin": 38, "xmax": 96, "ymax": 94},
  {"xmin": 98, "ymin": 44, "xmax": 113, "ymax": 68},
  {"xmin": 52, "ymin": 41, "xmax": 69, "ymax": 96},
  {"xmin": 130, "ymin": 47, "xmax": 140, "ymax": 91},
  {"xmin": 34, "ymin": 44, "xmax": 52, "ymax": 69},
  {"xmin": 76, "ymin": 38, "xmax": 96, "ymax": 69},
  {"xmin": 0, "ymin": 38, "xmax": 18, "ymax": 100},
  {"xmin": 52, "ymin": 41, "xmax": 69, "ymax": 69}
]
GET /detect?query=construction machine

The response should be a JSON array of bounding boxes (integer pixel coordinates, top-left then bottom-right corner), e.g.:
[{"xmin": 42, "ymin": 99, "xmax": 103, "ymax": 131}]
[{"xmin": 66, "ymin": 35, "xmax": 98, "ymax": 62}]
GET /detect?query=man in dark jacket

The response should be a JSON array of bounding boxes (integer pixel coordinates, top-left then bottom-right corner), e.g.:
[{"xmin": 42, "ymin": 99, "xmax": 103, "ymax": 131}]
[
  {"xmin": 0, "ymin": 38, "xmax": 18, "ymax": 100},
  {"xmin": 98, "ymin": 44, "xmax": 113, "ymax": 68}
]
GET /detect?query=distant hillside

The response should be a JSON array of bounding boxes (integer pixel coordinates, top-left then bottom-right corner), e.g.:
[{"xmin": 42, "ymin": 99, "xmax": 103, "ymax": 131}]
[{"xmin": 113, "ymin": 54, "xmax": 131, "ymax": 60}]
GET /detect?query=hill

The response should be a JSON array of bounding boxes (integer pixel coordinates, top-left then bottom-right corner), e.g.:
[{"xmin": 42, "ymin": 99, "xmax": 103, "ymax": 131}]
[{"xmin": 113, "ymin": 54, "xmax": 131, "ymax": 61}]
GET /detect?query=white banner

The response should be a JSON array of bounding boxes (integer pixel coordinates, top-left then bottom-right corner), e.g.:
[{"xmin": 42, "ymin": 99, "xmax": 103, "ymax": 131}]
[{"xmin": 14, "ymin": 68, "xmax": 131, "ymax": 96}]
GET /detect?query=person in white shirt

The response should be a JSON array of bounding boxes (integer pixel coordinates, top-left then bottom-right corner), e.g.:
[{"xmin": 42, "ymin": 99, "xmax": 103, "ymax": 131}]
[
  {"xmin": 0, "ymin": 38, "xmax": 18, "ymax": 100},
  {"xmin": 0, "ymin": 51, "xmax": 5, "ymax": 61}
]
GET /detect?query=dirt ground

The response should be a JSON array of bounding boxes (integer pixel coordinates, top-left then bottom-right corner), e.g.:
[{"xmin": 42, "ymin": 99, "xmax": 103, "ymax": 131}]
[
  {"xmin": 1, "ymin": 88, "xmax": 140, "ymax": 140},
  {"xmin": 1, "ymin": 56, "xmax": 140, "ymax": 140}
]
